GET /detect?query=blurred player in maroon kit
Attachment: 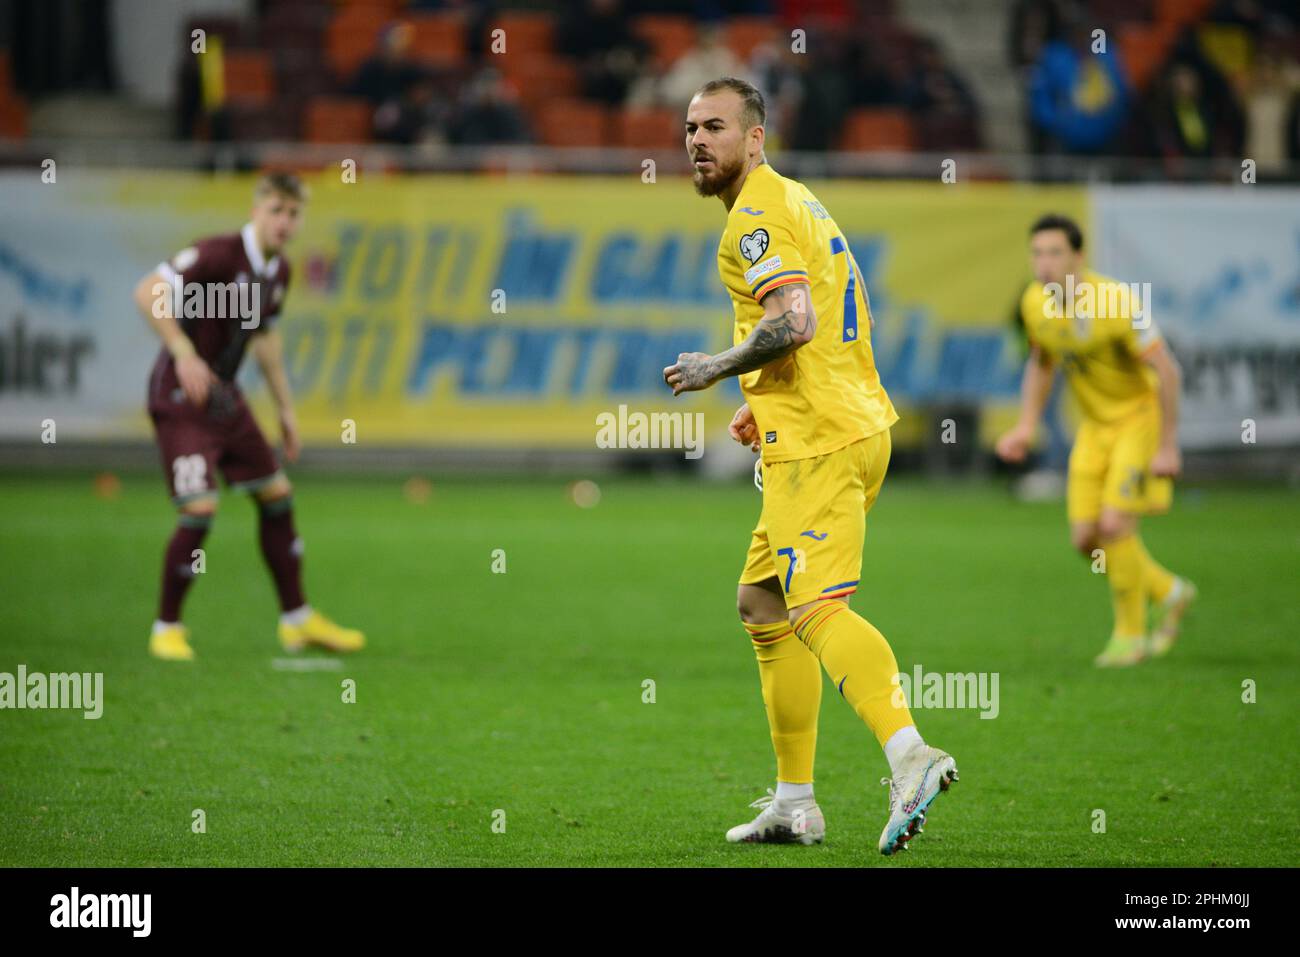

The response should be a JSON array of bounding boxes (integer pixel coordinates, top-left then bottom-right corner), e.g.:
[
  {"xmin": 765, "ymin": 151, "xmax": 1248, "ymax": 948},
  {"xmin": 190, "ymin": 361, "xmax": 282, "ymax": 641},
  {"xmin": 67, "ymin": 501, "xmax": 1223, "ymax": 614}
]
[{"xmin": 133, "ymin": 172, "xmax": 364, "ymax": 660}]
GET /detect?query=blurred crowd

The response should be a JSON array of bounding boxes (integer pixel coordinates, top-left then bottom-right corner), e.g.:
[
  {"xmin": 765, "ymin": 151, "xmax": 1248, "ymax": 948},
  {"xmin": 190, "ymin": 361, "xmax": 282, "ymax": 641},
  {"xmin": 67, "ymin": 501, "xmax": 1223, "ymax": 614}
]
[
  {"xmin": 299, "ymin": 0, "xmax": 977, "ymax": 151},
  {"xmin": 1012, "ymin": 0, "xmax": 1300, "ymax": 174}
]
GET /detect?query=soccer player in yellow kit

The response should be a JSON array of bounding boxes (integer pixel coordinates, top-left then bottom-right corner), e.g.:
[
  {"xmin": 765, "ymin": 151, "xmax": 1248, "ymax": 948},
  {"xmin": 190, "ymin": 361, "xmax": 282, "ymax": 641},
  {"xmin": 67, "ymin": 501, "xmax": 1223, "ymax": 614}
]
[
  {"xmin": 663, "ymin": 77, "xmax": 957, "ymax": 855},
  {"xmin": 996, "ymin": 214, "xmax": 1196, "ymax": 667}
]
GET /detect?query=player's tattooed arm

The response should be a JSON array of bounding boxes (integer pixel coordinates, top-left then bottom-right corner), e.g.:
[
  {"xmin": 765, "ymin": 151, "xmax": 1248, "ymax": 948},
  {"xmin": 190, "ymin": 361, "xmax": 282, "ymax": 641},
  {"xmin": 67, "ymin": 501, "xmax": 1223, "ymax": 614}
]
[{"xmin": 663, "ymin": 283, "xmax": 817, "ymax": 395}]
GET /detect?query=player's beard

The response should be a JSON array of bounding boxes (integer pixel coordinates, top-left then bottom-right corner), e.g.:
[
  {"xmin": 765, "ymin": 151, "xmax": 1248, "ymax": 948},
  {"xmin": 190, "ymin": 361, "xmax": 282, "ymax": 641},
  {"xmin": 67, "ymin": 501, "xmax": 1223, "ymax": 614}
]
[{"xmin": 693, "ymin": 152, "xmax": 743, "ymax": 197}]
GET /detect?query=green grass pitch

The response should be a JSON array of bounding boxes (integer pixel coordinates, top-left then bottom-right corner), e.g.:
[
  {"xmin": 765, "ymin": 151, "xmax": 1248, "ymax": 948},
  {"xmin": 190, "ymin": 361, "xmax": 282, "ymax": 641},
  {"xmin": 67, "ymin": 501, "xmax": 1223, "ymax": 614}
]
[{"xmin": 1, "ymin": 471, "xmax": 1296, "ymax": 867}]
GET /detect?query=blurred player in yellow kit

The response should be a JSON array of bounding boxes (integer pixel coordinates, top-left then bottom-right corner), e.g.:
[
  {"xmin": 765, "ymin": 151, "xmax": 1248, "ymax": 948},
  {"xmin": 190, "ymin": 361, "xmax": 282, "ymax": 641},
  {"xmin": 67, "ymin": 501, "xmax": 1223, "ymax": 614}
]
[
  {"xmin": 997, "ymin": 214, "xmax": 1196, "ymax": 667},
  {"xmin": 663, "ymin": 77, "xmax": 957, "ymax": 855}
]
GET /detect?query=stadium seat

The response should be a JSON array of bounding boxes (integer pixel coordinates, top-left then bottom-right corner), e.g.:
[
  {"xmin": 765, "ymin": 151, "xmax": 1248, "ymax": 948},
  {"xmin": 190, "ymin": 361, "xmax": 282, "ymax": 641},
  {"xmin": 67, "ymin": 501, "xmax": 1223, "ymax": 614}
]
[
  {"xmin": 1154, "ymin": 0, "xmax": 1214, "ymax": 28},
  {"xmin": 223, "ymin": 50, "xmax": 276, "ymax": 106},
  {"xmin": 303, "ymin": 95, "xmax": 373, "ymax": 143},
  {"xmin": 324, "ymin": 5, "xmax": 389, "ymax": 79},
  {"xmin": 0, "ymin": 93, "xmax": 27, "ymax": 139},
  {"xmin": 723, "ymin": 16, "xmax": 778, "ymax": 62},
  {"xmin": 501, "ymin": 54, "xmax": 580, "ymax": 117},
  {"xmin": 408, "ymin": 12, "xmax": 467, "ymax": 68},
  {"xmin": 1118, "ymin": 22, "xmax": 1177, "ymax": 91},
  {"xmin": 633, "ymin": 15, "xmax": 697, "ymax": 69},
  {"xmin": 535, "ymin": 99, "xmax": 613, "ymax": 147},
  {"xmin": 614, "ymin": 108, "xmax": 683, "ymax": 150},
  {"xmin": 490, "ymin": 12, "xmax": 554, "ymax": 57},
  {"xmin": 838, "ymin": 108, "xmax": 916, "ymax": 152}
]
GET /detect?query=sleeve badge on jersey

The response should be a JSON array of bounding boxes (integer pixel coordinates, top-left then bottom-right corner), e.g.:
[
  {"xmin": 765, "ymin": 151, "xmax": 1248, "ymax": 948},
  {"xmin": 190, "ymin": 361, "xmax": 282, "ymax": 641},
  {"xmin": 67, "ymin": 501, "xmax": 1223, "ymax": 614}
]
[
  {"xmin": 738, "ymin": 228, "xmax": 769, "ymax": 265},
  {"xmin": 743, "ymin": 255, "xmax": 783, "ymax": 286}
]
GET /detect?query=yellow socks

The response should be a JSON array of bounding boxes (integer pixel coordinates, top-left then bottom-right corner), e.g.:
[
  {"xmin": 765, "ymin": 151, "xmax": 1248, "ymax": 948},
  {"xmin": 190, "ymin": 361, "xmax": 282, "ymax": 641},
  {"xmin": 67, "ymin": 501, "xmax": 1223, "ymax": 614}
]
[
  {"xmin": 745, "ymin": 620, "xmax": 821, "ymax": 784},
  {"xmin": 1102, "ymin": 534, "xmax": 1146, "ymax": 638},
  {"xmin": 1134, "ymin": 535, "xmax": 1176, "ymax": 604},
  {"xmin": 792, "ymin": 601, "xmax": 914, "ymax": 747}
]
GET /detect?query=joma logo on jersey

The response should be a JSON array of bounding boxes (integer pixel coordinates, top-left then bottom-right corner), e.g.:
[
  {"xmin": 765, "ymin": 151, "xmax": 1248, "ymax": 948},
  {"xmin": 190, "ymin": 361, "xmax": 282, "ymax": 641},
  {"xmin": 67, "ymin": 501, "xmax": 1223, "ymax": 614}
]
[{"xmin": 739, "ymin": 229, "xmax": 769, "ymax": 264}]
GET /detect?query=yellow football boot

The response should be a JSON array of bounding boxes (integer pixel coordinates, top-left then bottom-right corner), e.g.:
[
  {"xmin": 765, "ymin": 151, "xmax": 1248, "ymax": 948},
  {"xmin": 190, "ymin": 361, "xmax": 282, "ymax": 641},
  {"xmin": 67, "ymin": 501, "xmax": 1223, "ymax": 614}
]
[
  {"xmin": 279, "ymin": 609, "xmax": 365, "ymax": 653},
  {"xmin": 149, "ymin": 623, "xmax": 195, "ymax": 661}
]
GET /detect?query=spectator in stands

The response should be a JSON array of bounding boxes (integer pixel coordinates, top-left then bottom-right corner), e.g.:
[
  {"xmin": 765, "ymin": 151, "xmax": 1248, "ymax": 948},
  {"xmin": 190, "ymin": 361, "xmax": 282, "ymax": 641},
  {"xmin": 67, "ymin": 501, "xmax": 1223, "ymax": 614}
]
[
  {"xmin": 628, "ymin": 23, "xmax": 745, "ymax": 109},
  {"xmin": 747, "ymin": 38, "xmax": 805, "ymax": 149},
  {"xmin": 900, "ymin": 38, "xmax": 978, "ymax": 119},
  {"xmin": 1027, "ymin": 19, "xmax": 1130, "ymax": 153},
  {"xmin": 1151, "ymin": 64, "xmax": 1217, "ymax": 160},
  {"xmin": 448, "ymin": 67, "xmax": 532, "ymax": 145},
  {"xmin": 845, "ymin": 35, "xmax": 902, "ymax": 110},
  {"xmin": 347, "ymin": 22, "xmax": 436, "ymax": 144},
  {"xmin": 1008, "ymin": 0, "xmax": 1064, "ymax": 71},
  {"xmin": 557, "ymin": 0, "xmax": 649, "ymax": 106},
  {"xmin": 787, "ymin": 28, "xmax": 854, "ymax": 151},
  {"xmin": 1239, "ymin": 43, "xmax": 1299, "ymax": 174},
  {"xmin": 1143, "ymin": 35, "xmax": 1245, "ymax": 168}
]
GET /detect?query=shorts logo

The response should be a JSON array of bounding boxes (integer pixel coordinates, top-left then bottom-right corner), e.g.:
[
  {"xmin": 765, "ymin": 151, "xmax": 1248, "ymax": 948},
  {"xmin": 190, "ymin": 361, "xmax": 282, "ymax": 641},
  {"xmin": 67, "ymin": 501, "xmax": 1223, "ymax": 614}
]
[
  {"xmin": 744, "ymin": 255, "xmax": 783, "ymax": 286},
  {"xmin": 739, "ymin": 229, "xmax": 770, "ymax": 265},
  {"xmin": 765, "ymin": 431, "xmax": 777, "ymax": 444}
]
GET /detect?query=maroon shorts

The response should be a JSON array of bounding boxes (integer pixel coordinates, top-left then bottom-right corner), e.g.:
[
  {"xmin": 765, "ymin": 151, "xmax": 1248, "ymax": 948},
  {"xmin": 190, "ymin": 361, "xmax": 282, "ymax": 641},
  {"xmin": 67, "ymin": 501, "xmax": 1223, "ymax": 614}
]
[{"xmin": 150, "ymin": 388, "xmax": 280, "ymax": 503}]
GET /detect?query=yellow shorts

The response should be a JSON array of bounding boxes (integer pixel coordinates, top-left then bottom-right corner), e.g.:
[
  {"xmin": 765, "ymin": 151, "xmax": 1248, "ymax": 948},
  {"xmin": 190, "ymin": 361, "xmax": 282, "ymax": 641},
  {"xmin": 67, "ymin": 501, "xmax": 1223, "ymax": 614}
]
[
  {"xmin": 739, "ymin": 429, "xmax": 891, "ymax": 608},
  {"xmin": 1067, "ymin": 401, "xmax": 1173, "ymax": 524}
]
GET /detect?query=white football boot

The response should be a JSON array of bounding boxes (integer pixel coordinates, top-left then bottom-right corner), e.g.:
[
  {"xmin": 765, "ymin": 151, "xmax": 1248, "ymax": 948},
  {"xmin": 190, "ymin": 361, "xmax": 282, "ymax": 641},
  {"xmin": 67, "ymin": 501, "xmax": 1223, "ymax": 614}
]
[
  {"xmin": 726, "ymin": 788, "xmax": 825, "ymax": 845},
  {"xmin": 877, "ymin": 744, "xmax": 958, "ymax": 855},
  {"xmin": 1149, "ymin": 577, "xmax": 1197, "ymax": 658}
]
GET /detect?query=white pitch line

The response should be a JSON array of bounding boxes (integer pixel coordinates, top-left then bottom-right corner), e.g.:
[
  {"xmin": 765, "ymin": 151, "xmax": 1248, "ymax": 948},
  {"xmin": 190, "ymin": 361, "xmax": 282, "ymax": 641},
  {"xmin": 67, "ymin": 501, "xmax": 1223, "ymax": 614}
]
[{"xmin": 270, "ymin": 657, "xmax": 344, "ymax": 672}]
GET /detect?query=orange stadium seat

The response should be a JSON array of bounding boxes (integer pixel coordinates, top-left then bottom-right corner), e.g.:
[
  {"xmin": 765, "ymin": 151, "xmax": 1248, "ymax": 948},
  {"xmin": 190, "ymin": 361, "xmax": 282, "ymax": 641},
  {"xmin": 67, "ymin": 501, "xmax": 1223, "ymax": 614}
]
[
  {"xmin": 408, "ymin": 12, "xmax": 467, "ymax": 68},
  {"xmin": 490, "ymin": 12, "xmax": 554, "ymax": 57},
  {"xmin": 223, "ymin": 50, "xmax": 275, "ymax": 106},
  {"xmin": 723, "ymin": 16, "xmax": 778, "ymax": 61},
  {"xmin": 535, "ymin": 99, "xmax": 613, "ymax": 147},
  {"xmin": 1118, "ymin": 21, "xmax": 1177, "ymax": 91},
  {"xmin": 1155, "ymin": 0, "xmax": 1214, "ymax": 28},
  {"xmin": 0, "ymin": 94, "xmax": 28, "ymax": 139},
  {"xmin": 502, "ymin": 54, "xmax": 580, "ymax": 116},
  {"xmin": 615, "ymin": 107, "xmax": 683, "ymax": 150},
  {"xmin": 633, "ymin": 15, "xmax": 697, "ymax": 69},
  {"xmin": 325, "ymin": 5, "xmax": 389, "ymax": 80},
  {"xmin": 838, "ymin": 108, "xmax": 916, "ymax": 152},
  {"xmin": 303, "ymin": 96, "xmax": 372, "ymax": 143},
  {"xmin": 331, "ymin": 0, "xmax": 403, "ymax": 16}
]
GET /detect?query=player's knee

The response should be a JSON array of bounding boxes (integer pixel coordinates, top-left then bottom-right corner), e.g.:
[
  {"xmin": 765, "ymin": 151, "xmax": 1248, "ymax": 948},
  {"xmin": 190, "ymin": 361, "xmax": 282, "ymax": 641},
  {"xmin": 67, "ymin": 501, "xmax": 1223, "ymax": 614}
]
[
  {"xmin": 254, "ymin": 475, "xmax": 292, "ymax": 504},
  {"xmin": 737, "ymin": 583, "xmax": 784, "ymax": 625},
  {"xmin": 1097, "ymin": 511, "xmax": 1134, "ymax": 542},
  {"xmin": 179, "ymin": 496, "xmax": 218, "ymax": 518}
]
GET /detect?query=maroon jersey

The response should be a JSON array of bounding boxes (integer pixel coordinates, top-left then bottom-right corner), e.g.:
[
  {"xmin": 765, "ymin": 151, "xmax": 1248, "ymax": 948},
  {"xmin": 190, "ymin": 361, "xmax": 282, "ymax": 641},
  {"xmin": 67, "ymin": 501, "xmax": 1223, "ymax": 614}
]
[{"xmin": 147, "ymin": 223, "xmax": 292, "ymax": 414}]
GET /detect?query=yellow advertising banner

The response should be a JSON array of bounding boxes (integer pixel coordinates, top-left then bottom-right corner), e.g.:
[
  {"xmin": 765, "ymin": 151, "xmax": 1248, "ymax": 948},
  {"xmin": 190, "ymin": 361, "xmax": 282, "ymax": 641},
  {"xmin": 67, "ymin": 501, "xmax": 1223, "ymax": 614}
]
[{"xmin": 37, "ymin": 172, "xmax": 1087, "ymax": 447}]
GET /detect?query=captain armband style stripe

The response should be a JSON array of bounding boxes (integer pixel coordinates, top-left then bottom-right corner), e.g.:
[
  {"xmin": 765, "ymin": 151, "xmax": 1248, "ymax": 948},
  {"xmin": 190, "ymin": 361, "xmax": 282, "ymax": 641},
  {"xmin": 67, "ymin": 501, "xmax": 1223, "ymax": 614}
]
[{"xmin": 751, "ymin": 269, "xmax": 808, "ymax": 300}]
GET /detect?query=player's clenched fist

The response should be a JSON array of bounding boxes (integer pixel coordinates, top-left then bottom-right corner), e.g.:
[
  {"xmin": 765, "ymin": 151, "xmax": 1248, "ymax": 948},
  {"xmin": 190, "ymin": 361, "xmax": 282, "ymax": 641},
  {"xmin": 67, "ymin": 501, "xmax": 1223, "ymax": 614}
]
[
  {"xmin": 994, "ymin": 425, "xmax": 1033, "ymax": 464},
  {"xmin": 728, "ymin": 403, "xmax": 761, "ymax": 452},
  {"xmin": 663, "ymin": 352, "xmax": 716, "ymax": 395}
]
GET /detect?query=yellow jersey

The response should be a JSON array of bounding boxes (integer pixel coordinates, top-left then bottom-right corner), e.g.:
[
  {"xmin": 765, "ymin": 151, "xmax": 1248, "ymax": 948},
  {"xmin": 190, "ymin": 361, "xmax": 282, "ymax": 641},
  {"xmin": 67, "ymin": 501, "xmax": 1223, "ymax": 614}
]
[
  {"xmin": 1019, "ymin": 268, "xmax": 1161, "ymax": 424},
  {"xmin": 716, "ymin": 163, "xmax": 897, "ymax": 463}
]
